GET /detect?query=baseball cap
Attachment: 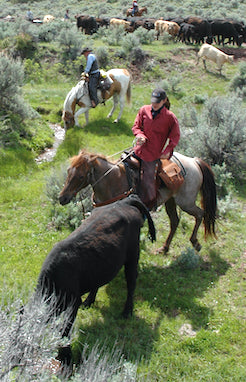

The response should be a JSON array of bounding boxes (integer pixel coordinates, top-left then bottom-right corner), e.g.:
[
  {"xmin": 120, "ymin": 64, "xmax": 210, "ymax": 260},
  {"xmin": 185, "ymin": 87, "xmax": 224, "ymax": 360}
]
[
  {"xmin": 151, "ymin": 88, "xmax": 167, "ymax": 103},
  {"xmin": 81, "ymin": 47, "xmax": 92, "ymax": 54}
]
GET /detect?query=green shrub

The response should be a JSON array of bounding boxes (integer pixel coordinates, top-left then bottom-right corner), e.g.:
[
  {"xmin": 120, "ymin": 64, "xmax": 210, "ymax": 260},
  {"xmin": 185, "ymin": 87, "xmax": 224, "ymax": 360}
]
[
  {"xmin": 173, "ymin": 247, "xmax": 201, "ymax": 270},
  {"xmin": 193, "ymin": 94, "xmax": 208, "ymax": 104},
  {"xmin": 212, "ymin": 163, "xmax": 233, "ymax": 198},
  {"xmin": 58, "ymin": 28, "xmax": 84, "ymax": 63},
  {"xmin": 179, "ymin": 95, "xmax": 246, "ymax": 179},
  {"xmin": 45, "ymin": 166, "xmax": 93, "ymax": 230},
  {"xmin": 0, "ymin": 55, "xmax": 37, "ymax": 120},
  {"xmin": 24, "ymin": 59, "xmax": 43, "ymax": 83},
  {"xmin": 96, "ymin": 46, "xmax": 109, "ymax": 68},
  {"xmin": 134, "ymin": 28, "xmax": 155, "ymax": 45},
  {"xmin": 121, "ymin": 33, "xmax": 140, "ymax": 53},
  {"xmin": 230, "ymin": 62, "xmax": 246, "ymax": 99},
  {"xmin": 102, "ymin": 25, "xmax": 124, "ymax": 46},
  {"xmin": 130, "ymin": 47, "xmax": 147, "ymax": 66},
  {"xmin": 0, "ymin": 294, "xmax": 138, "ymax": 381},
  {"xmin": 14, "ymin": 32, "xmax": 37, "ymax": 59}
]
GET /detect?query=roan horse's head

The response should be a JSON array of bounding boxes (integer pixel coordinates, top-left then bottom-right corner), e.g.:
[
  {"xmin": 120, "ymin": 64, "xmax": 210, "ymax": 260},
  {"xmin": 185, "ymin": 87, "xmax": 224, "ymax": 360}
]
[{"xmin": 59, "ymin": 152, "xmax": 92, "ymax": 205}]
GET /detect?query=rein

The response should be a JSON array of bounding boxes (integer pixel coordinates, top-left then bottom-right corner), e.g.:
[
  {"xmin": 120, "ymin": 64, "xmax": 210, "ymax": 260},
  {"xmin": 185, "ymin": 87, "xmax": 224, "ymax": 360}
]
[{"xmin": 91, "ymin": 148, "xmax": 134, "ymax": 188}]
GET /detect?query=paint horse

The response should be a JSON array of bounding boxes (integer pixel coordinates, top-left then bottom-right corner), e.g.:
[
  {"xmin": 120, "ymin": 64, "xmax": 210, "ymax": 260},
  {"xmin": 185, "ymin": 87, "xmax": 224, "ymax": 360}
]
[
  {"xmin": 59, "ymin": 149, "xmax": 217, "ymax": 254},
  {"xmin": 62, "ymin": 68, "xmax": 131, "ymax": 129}
]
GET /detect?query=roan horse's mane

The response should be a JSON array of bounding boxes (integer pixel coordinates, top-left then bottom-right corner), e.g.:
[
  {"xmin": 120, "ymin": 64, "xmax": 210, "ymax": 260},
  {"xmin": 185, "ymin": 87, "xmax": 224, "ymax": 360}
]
[{"xmin": 70, "ymin": 149, "xmax": 117, "ymax": 168}]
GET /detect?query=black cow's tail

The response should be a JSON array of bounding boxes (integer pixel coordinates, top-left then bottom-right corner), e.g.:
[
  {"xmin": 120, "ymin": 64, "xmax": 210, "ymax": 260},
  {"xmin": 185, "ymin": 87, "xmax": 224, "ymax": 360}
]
[{"xmin": 127, "ymin": 194, "xmax": 156, "ymax": 242}]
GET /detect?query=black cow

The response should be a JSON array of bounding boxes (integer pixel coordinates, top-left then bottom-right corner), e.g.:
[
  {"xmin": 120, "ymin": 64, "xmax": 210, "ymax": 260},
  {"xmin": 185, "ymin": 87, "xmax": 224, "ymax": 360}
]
[
  {"xmin": 178, "ymin": 22, "xmax": 197, "ymax": 44},
  {"xmin": 35, "ymin": 195, "xmax": 155, "ymax": 364},
  {"xmin": 96, "ymin": 17, "xmax": 110, "ymax": 28},
  {"xmin": 169, "ymin": 17, "xmax": 185, "ymax": 26},
  {"xmin": 184, "ymin": 16, "xmax": 212, "ymax": 44},
  {"xmin": 136, "ymin": 17, "xmax": 155, "ymax": 31},
  {"xmin": 75, "ymin": 14, "xmax": 98, "ymax": 35},
  {"xmin": 210, "ymin": 19, "xmax": 243, "ymax": 46}
]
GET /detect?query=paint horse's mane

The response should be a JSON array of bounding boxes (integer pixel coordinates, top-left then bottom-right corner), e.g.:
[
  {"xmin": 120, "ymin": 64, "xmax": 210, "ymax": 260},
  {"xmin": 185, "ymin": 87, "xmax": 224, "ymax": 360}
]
[{"xmin": 70, "ymin": 149, "xmax": 118, "ymax": 168}]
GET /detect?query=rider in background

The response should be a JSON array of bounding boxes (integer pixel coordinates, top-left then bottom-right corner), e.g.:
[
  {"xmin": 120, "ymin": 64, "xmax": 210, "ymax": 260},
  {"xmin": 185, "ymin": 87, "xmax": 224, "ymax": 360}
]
[
  {"xmin": 132, "ymin": 0, "xmax": 139, "ymax": 16},
  {"xmin": 26, "ymin": 9, "xmax": 33, "ymax": 21},
  {"xmin": 64, "ymin": 9, "xmax": 69, "ymax": 20},
  {"xmin": 132, "ymin": 88, "xmax": 180, "ymax": 209},
  {"xmin": 81, "ymin": 47, "xmax": 100, "ymax": 108}
]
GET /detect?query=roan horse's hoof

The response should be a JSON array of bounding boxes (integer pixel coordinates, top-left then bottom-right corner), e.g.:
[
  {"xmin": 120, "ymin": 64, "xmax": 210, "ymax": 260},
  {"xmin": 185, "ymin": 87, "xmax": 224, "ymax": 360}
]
[
  {"xmin": 154, "ymin": 246, "xmax": 169, "ymax": 256},
  {"xmin": 193, "ymin": 241, "xmax": 202, "ymax": 252}
]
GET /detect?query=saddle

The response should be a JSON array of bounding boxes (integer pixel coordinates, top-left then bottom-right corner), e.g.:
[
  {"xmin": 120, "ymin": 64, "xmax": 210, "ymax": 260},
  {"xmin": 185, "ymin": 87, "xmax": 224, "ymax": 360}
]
[
  {"xmin": 122, "ymin": 152, "xmax": 184, "ymax": 193},
  {"xmin": 98, "ymin": 71, "xmax": 111, "ymax": 100}
]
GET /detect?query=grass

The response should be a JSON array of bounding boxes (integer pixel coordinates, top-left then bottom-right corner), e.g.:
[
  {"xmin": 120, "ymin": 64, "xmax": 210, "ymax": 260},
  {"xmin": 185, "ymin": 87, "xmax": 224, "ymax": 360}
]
[
  {"xmin": 1, "ymin": 129, "xmax": 245, "ymax": 380},
  {"xmin": 1, "ymin": 19, "xmax": 246, "ymax": 381}
]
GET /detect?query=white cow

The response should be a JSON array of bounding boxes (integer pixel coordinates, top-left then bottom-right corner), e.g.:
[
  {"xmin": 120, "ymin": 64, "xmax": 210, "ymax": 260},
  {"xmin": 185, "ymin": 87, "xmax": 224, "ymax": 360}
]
[
  {"xmin": 43, "ymin": 14, "xmax": 55, "ymax": 23},
  {"xmin": 197, "ymin": 43, "xmax": 234, "ymax": 75}
]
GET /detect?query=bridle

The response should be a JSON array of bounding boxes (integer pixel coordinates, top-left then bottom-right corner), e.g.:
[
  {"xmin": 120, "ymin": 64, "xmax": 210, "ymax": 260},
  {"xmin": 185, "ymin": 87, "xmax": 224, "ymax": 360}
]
[{"xmin": 73, "ymin": 148, "xmax": 136, "ymax": 208}]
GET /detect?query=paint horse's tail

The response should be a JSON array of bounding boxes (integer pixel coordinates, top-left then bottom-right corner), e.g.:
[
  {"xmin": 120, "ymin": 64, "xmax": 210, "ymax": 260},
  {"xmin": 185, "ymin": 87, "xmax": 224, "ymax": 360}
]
[
  {"xmin": 126, "ymin": 80, "xmax": 131, "ymax": 104},
  {"xmin": 196, "ymin": 158, "xmax": 217, "ymax": 238}
]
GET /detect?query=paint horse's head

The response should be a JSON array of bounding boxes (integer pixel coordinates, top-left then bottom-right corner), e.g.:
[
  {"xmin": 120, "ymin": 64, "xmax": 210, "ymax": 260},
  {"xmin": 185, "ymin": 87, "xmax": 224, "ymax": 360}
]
[{"xmin": 62, "ymin": 110, "xmax": 75, "ymax": 130}]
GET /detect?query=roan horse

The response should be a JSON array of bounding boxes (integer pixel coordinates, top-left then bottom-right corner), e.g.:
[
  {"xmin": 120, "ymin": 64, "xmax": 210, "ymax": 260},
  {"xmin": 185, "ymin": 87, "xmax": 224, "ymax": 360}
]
[
  {"xmin": 126, "ymin": 6, "xmax": 148, "ymax": 17},
  {"xmin": 59, "ymin": 149, "xmax": 217, "ymax": 254},
  {"xmin": 62, "ymin": 68, "xmax": 131, "ymax": 129}
]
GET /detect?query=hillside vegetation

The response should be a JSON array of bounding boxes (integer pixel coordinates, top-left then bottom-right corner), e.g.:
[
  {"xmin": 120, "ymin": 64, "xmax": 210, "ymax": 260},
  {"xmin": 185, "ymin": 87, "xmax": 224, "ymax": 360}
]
[{"xmin": 0, "ymin": 0, "xmax": 246, "ymax": 380}]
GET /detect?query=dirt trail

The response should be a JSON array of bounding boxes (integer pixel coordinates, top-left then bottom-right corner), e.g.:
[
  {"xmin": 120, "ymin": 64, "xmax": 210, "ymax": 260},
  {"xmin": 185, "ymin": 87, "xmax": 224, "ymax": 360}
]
[{"xmin": 35, "ymin": 124, "xmax": 65, "ymax": 164}]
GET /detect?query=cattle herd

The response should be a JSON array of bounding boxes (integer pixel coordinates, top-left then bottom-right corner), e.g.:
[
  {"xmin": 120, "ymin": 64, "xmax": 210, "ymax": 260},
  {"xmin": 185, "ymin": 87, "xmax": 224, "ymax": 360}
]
[
  {"xmin": 2, "ymin": 12, "xmax": 245, "ymax": 46},
  {"xmin": 75, "ymin": 14, "xmax": 246, "ymax": 47}
]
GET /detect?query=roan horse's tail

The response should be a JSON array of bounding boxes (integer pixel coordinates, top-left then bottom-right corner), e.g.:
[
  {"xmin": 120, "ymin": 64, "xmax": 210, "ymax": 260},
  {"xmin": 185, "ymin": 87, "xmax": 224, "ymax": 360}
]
[
  {"xmin": 196, "ymin": 158, "xmax": 217, "ymax": 238},
  {"xmin": 127, "ymin": 194, "xmax": 156, "ymax": 242}
]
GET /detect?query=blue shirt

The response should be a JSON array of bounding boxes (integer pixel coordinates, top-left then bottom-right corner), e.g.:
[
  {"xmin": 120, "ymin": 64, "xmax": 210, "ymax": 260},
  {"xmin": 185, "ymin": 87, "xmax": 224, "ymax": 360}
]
[{"xmin": 85, "ymin": 53, "xmax": 99, "ymax": 74}]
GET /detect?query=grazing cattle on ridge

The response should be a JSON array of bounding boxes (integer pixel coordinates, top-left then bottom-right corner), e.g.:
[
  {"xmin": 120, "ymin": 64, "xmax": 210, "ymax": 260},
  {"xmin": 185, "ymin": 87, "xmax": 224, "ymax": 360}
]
[
  {"xmin": 75, "ymin": 15, "xmax": 98, "ymax": 35},
  {"xmin": 35, "ymin": 195, "xmax": 156, "ymax": 364},
  {"xmin": 197, "ymin": 43, "xmax": 234, "ymax": 75}
]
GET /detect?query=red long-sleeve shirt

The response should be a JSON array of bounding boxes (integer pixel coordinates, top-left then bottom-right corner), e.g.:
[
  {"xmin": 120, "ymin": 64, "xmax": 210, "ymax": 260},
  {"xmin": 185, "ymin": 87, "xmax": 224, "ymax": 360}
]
[{"xmin": 132, "ymin": 104, "xmax": 180, "ymax": 161}]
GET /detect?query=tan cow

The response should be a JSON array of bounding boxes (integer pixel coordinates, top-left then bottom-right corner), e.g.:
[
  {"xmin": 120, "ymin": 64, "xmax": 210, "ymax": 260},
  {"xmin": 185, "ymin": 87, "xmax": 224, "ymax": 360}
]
[
  {"xmin": 110, "ymin": 18, "xmax": 131, "ymax": 30},
  {"xmin": 155, "ymin": 20, "xmax": 180, "ymax": 39}
]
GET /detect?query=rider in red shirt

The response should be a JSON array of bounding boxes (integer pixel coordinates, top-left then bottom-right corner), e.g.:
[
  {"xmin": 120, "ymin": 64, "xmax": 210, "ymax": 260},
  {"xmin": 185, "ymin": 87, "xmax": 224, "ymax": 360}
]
[
  {"xmin": 132, "ymin": 88, "xmax": 180, "ymax": 208},
  {"xmin": 132, "ymin": 0, "xmax": 139, "ymax": 16}
]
